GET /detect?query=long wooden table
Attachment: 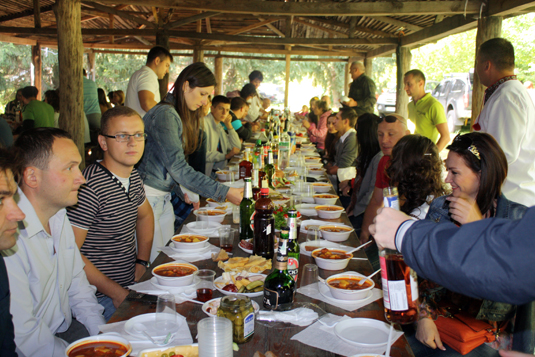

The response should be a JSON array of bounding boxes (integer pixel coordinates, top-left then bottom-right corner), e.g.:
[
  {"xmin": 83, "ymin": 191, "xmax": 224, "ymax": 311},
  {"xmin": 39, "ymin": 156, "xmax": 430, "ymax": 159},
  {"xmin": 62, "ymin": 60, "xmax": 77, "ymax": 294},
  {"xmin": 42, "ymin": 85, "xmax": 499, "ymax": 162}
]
[{"xmin": 110, "ymin": 183, "xmax": 414, "ymax": 356}]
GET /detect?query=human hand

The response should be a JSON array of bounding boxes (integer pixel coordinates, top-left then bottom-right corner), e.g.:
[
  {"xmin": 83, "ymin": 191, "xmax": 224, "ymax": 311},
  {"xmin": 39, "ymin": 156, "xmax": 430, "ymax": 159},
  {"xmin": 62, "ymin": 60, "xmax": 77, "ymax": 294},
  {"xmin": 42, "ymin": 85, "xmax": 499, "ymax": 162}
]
[
  {"xmin": 134, "ymin": 263, "xmax": 147, "ymax": 282},
  {"xmin": 223, "ymin": 114, "xmax": 233, "ymax": 127},
  {"xmin": 225, "ymin": 147, "xmax": 240, "ymax": 159},
  {"xmin": 447, "ymin": 194, "xmax": 482, "ymax": 225},
  {"xmin": 113, "ymin": 288, "xmax": 130, "ymax": 309},
  {"xmin": 184, "ymin": 193, "xmax": 200, "ymax": 210},
  {"xmin": 416, "ymin": 318, "xmax": 446, "ymax": 350},
  {"xmin": 302, "ymin": 119, "xmax": 311, "ymax": 129},
  {"xmin": 347, "ymin": 98, "xmax": 357, "ymax": 107},
  {"xmin": 226, "ymin": 187, "xmax": 244, "ymax": 205},
  {"xmin": 369, "ymin": 207, "xmax": 412, "ymax": 250}
]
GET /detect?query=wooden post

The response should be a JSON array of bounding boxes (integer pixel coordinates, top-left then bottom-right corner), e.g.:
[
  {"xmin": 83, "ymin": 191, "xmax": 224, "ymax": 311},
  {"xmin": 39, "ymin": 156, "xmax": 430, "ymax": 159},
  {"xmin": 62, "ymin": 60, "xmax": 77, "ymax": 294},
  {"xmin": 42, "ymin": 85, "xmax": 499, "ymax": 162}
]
[
  {"xmin": 156, "ymin": 30, "xmax": 170, "ymax": 100},
  {"xmin": 214, "ymin": 55, "xmax": 223, "ymax": 95},
  {"xmin": 33, "ymin": 0, "xmax": 41, "ymax": 28},
  {"xmin": 284, "ymin": 52, "xmax": 291, "ymax": 108},
  {"xmin": 109, "ymin": 14, "xmax": 114, "ymax": 44},
  {"xmin": 54, "ymin": 0, "xmax": 85, "ymax": 167},
  {"xmin": 87, "ymin": 50, "xmax": 96, "ymax": 81},
  {"xmin": 395, "ymin": 45, "xmax": 411, "ymax": 120},
  {"xmin": 344, "ymin": 60, "xmax": 350, "ymax": 96},
  {"xmin": 471, "ymin": 16, "xmax": 502, "ymax": 129},
  {"xmin": 193, "ymin": 45, "xmax": 205, "ymax": 63},
  {"xmin": 364, "ymin": 56, "xmax": 373, "ymax": 78},
  {"xmin": 31, "ymin": 43, "xmax": 42, "ymax": 100}
]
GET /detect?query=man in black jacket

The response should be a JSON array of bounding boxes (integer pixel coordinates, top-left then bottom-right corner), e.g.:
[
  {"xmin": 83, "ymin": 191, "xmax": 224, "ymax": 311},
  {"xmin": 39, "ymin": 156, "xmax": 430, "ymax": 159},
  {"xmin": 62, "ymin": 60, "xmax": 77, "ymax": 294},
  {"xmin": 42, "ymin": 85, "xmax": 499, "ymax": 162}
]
[{"xmin": 230, "ymin": 97, "xmax": 253, "ymax": 142}]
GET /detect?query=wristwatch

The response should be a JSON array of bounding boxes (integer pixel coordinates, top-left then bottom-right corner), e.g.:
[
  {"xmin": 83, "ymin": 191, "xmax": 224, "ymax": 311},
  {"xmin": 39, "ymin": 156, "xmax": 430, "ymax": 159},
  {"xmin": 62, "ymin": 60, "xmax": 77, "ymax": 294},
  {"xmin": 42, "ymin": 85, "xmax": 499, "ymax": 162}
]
[{"xmin": 135, "ymin": 259, "xmax": 150, "ymax": 268}]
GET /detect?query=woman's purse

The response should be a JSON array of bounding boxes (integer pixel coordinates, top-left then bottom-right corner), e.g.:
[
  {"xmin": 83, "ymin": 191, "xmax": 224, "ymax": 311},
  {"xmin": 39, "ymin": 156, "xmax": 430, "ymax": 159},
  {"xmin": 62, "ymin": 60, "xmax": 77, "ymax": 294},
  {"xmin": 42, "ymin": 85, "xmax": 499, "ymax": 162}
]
[{"xmin": 435, "ymin": 310, "xmax": 497, "ymax": 355}]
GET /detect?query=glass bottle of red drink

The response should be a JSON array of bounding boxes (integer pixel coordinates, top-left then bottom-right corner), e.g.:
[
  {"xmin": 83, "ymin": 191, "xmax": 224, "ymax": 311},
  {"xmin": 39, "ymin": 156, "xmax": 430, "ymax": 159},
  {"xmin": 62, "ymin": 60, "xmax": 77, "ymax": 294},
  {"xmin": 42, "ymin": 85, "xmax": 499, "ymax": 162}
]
[
  {"xmin": 252, "ymin": 188, "xmax": 274, "ymax": 259},
  {"xmin": 239, "ymin": 148, "xmax": 253, "ymax": 180}
]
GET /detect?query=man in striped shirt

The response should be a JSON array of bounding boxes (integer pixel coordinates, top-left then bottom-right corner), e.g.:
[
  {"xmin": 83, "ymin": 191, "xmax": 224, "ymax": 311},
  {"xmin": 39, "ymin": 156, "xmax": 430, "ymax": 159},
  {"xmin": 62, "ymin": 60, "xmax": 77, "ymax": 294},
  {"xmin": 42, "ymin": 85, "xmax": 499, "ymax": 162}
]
[{"xmin": 67, "ymin": 106, "xmax": 154, "ymax": 321}]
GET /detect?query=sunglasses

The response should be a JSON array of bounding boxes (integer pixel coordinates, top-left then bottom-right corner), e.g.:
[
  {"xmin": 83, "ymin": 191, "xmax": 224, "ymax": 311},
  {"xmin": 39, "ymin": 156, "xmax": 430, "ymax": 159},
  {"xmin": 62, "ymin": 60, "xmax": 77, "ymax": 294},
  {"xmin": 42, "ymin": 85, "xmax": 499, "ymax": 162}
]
[
  {"xmin": 449, "ymin": 135, "xmax": 481, "ymax": 160},
  {"xmin": 377, "ymin": 114, "xmax": 407, "ymax": 125}
]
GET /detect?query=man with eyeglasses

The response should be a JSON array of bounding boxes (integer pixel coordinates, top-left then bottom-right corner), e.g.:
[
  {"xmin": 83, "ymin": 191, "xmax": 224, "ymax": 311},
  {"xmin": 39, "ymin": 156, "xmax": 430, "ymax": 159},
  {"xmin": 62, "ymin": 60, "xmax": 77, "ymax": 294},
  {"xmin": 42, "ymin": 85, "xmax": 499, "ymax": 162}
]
[
  {"xmin": 360, "ymin": 114, "xmax": 410, "ymax": 246},
  {"xmin": 67, "ymin": 106, "xmax": 154, "ymax": 321}
]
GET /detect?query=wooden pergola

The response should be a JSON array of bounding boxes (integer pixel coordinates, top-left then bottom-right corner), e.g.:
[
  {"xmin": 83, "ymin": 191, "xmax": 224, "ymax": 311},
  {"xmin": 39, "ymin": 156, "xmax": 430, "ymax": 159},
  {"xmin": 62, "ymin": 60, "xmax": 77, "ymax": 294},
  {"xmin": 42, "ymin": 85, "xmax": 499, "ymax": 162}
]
[{"xmin": 1, "ymin": 0, "xmax": 534, "ymax": 162}]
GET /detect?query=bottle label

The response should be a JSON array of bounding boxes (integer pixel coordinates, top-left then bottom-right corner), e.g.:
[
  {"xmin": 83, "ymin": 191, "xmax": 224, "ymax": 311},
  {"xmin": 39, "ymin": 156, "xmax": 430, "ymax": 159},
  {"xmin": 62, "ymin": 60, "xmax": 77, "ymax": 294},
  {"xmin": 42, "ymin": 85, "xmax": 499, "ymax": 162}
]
[
  {"xmin": 287, "ymin": 257, "xmax": 299, "ymax": 282},
  {"xmin": 264, "ymin": 223, "xmax": 271, "ymax": 236},
  {"xmin": 263, "ymin": 287, "xmax": 279, "ymax": 309},
  {"xmin": 249, "ymin": 211, "xmax": 256, "ymax": 232},
  {"xmin": 379, "ymin": 255, "xmax": 390, "ymax": 309},
  {"xmin": 383, "ymin": 196, "xmax": 400, "ymax": 210},
  {"xmin": 387, "ymin": 280, "xmax": 409, "ymax": 311},
  {"xmin": 243, "ymin": 312, "xmax": 255, "ymax": 338}
]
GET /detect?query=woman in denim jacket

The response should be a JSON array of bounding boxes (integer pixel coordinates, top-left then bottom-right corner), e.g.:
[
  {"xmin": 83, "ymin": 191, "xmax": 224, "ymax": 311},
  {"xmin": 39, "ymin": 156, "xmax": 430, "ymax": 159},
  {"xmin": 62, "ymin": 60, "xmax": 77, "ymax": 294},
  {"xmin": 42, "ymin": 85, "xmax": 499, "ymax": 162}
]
[
  {"xmin": 137, "ymin": 63, "xmax": 243, "ymax": 262},
  {"xmin": 409, "ymin": 133, "xmax": 528, "ymax": 357}
]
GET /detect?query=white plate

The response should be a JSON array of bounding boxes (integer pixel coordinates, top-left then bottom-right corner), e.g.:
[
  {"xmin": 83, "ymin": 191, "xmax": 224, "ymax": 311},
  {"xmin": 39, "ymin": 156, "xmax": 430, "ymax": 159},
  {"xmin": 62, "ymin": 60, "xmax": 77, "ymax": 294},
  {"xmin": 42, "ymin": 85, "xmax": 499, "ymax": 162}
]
[
  {"xmin": 202, "ymin": 297, "xmax": 260, "ymax": 317},
  {"xmin": 214, "ymin": 274, "xmax": 266, "ymax": 297},
  {"xmin": 124, "ymin": 313, "xmax": 183, "ymax": 340},
  {"xmin": 318, "ymin": 280, "xmax": 372, "ymax": 304},
  {"xmin": 150, "ymin": 277, "xmax": 196, "ymax": 293},
  {"xmin": 296, "ymin": 204, "xmax": 318, "ymax": 217},
  {"xmin": 238, "ymin": 239, "xmax": 253, "ymax": 254},
  {"xmin": 186, "ymin": 221, "xmax": 223, "ymax": 235},
  {"xmin": 299, "ymin": 239, "xmax": 343, "ymax": 257},
  {"xmin": 300, "ymin": 219, "xmax": 350, "ymax": 235},
  {"xmin": 169, "ymin": 244, "xmax": 211, "ymax": 255},
  {"xmin": 308, "ymin": 170, "xmax": 325, "ymax": 177},
  {"xmin": 334, "ymin": 318, "xmax": 391, "ymax": 347}
]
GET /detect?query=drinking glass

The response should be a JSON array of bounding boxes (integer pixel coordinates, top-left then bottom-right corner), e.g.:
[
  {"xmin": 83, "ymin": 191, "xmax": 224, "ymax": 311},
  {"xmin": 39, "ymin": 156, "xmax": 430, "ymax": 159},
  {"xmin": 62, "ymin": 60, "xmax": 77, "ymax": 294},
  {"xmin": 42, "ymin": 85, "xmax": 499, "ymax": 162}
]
[
  {"xmin": 155, "ymin": 293, "xmax": 178, "ymax": 333},
  {"xmin": 232, "ymin": 205, "xmax": 240, "ymax": 224},
  {"xmin": 194, "ymin": 269, "xmax": 216, "ymax": 303},
  {"xmin": 300, "ymin": 263, "xmax": 319, "ymax": 294},
  {"xmin": 196, "ymin": 213, "xmax": 209, "ymax": 230},
  {"xmin": 306, "ymin": 225, "xmax": 320, "ymax": 244},
  {"xmin": 219, "ymin": 227, "xmax": 236, "ymax": 253},
  {"xmin": 289, "ymin": 195, "xmax": 302, "ymax": 210}
]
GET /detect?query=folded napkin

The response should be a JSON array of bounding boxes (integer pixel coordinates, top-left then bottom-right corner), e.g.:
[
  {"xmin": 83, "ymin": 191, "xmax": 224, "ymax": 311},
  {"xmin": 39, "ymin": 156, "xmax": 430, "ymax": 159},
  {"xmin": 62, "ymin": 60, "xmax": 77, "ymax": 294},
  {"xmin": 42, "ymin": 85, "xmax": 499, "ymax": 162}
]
[
  {"xmin": 257, "ymin": 307, "xmax": 319, "ymax": 326},
  {"xmin": 291, "ymin": 314, "xmax": 403, "ymax": 356},
  {"xmin": 99, "ymin": 312, "xmax": 193, "ymax": 356},
  {"xmin": 127, "ymin": 280, "xmax": 197, "ymax": 303},
  {"xmin": 297, "ymin": 282, "xmax": 383, "ymax": 312},
  {"xmin": 159, "ymin": 243, "xmax": 220, "ymax": 262},
  {"xmin": 179, "ymin": 224, "xmax": 231, "ymax": 238}
]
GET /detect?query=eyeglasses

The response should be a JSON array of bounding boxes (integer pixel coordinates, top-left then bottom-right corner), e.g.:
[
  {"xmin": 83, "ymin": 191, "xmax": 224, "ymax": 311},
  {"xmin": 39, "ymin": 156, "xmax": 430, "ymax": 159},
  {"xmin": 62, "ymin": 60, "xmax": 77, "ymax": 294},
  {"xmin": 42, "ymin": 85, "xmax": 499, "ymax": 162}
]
[
  {"xmin": 102, "ymin": 133, "xmax": 147, "ymax": 142},
  {"xmin": 449, "ymin": 134, "xmax": 481, "ymax": 160}
]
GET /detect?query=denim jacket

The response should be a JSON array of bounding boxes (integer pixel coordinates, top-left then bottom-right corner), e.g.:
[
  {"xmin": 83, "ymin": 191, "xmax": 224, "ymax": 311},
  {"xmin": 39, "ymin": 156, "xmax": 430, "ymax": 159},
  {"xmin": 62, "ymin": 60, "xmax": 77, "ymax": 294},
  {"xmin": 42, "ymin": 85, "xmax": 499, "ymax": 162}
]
[
  {"xmin": 137, "ymin": 94, "xmax": 229, "ymax": 202},
  {"xmin": 424, "ymin": 194, "xmax": 528, "ymax": 321}
]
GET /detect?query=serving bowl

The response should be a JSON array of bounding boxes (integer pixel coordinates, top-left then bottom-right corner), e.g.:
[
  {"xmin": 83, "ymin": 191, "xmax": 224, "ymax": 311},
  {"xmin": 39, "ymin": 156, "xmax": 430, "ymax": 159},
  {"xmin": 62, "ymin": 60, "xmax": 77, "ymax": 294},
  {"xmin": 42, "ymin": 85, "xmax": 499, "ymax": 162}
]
[
  {"xmin": 171, "ymin": 234, "xmax": 209, "ymax": 250},
  {"xmin": 65, "ymin": 335, "xmax": 132, "ymax": 357},
  {"xmin": 313, "ymin": 194, "xmax": 339, "ymax": 205},
  {"xmin": 206, "ymin": 198, "xmax": 230, "ymax": 207},
  {"xmin": 312, "ymin": 182, "xmax": 333, "ymax": 193},
  {"xmin": 319, "ymin": 225, "xmax": 354, "ymax": 242},
  {"xmin": 315, "ymin": 205, "xmax": 344, "ymax": 219},
  {"xmin": 193, "ymin": 208, "xmax": 227, "ymax": 223},
  {"xmin": 325, "ymin": 272, "xmax": 375, "ymax": 300},
  {"xmin": 308, "ymin": 167, "xmax": 326, "ymax": 176},
  {"xmin": 312, "ymin": 248, "xmax": 353, "ymax": 270},
  {"xmin": 215, "ymin": 170, "xmax": 237, "ymax": 181},
  {"xmin": 152, "ymin": 262, "xmax": 198, "ymax": 287},
  {"xmin": 305, "ymin": 157, "xmax": 322, "ymax": 163}
]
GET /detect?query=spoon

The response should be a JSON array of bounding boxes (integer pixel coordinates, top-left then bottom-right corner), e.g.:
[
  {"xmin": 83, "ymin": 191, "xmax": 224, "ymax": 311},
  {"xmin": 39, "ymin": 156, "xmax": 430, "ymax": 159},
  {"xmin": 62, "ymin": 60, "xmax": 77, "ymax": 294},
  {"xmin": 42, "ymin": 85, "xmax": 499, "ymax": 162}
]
[
  {"xmin": 346, "ymin": 240, "xmax": 373, "ymax": 255},
  {"xmin": 133, "ymin": 323, "xmax": 172, "ymax": 346},
  {"xmin": 359, "ymin": 268, "xmax": 381, "ymax": 286}
]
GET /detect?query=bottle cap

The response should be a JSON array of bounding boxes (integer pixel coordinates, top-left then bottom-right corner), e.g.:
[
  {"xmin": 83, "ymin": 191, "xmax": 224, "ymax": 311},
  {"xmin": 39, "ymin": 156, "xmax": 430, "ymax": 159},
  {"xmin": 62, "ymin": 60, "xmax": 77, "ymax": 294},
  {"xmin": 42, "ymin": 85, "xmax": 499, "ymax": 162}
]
[
  {"xmin": 261, "ymin": 129, "xmax": 265, "ymax": 131},
  {"xmin": 261, "ymin": 188, "xmax": 269, "ymax": 194}
]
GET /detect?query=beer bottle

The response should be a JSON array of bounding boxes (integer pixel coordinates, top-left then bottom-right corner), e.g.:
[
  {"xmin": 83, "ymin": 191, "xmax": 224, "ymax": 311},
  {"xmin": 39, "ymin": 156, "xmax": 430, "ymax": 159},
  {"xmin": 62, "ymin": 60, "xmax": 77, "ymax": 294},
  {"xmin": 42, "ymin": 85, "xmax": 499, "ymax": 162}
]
[{"xmin": 239, "ymin": 178, "xmax": 255, "ymax": 240}]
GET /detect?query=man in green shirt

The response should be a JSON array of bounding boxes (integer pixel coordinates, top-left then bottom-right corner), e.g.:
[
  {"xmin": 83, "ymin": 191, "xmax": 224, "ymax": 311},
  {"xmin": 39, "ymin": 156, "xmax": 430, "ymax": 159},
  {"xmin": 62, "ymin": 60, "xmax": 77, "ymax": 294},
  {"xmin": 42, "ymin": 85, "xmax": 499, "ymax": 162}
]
[
  {"xmin": 342, "ymin": 61, "xmax": 377, "ymax": 116},
  {"xmin": 20, "ymin": 86, "xmax": 55, "ymax": 131},
  {"xmin": 404, "ymin": 69, "xmax": 450, "ymax": 152}
]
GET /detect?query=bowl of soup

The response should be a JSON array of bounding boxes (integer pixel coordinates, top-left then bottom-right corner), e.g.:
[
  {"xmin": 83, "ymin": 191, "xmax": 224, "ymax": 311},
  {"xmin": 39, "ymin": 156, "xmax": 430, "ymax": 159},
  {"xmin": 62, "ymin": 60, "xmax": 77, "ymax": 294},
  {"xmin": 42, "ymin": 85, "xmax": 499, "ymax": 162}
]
[
  {"xmin": 65, "ymin": 335, "xmax": 131, "ymax": 357},
  {"xmin": 319, "ymin": 225, "xmax": 354, "ymax": 242},
  {"xmin": 206, "ymin": 198, "xmax": 229, "ymax": 207},
  {"xmin": 152, "ymin": 262, "xmax": 198, "ymax": 287},
  {"xmin": 313, "ymin": 194, "xmax": 339, "ymax": 205},
  {"xmin": 315, "ymin": 205, "xmax": 344, "ymax": 219},
  {"xmin": 193, "ymin": 208, "xmax": 227, "ymax": 223},
  {"xmin": 215, "ymin": 170, "xmax": 237, "ymax": 181},
  {"xmin": 312, "ymin": 182, "xmax": 332, "ymax": 193},
  {"xmin": 312, "ymin": 248, "xmax": 353, "ymax": 270},
  {"xmin": 326, "ymin": 272, "xmax": 375, "ymax": 300},
  {"xmin": 171, "ymin": 234, "xmax": 209, "ymax": 250}
]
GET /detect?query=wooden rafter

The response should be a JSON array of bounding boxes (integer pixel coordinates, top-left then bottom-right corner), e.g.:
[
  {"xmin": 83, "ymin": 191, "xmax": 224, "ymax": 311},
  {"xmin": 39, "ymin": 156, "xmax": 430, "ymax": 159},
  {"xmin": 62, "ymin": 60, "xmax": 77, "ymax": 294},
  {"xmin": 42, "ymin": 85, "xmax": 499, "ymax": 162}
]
[
  {"xmin": 227, "ymin": 17, "xmax": 282, "ymax": 35},
  {"xmin": 83, "ymin": 2, "xmax": 156, "ymax": 28},
  {"xmin": 293, "ymin": 18, "xmax": 348, "ymax": 38},
  {"xmin": 96, "ymin": 0, "xmax": 481, "ymax": 16},
  {"xmin": 257, "ymin": 17, "xmax": 285, "ymax": 37},
  {"xmin": 0, "ymin": 5, "xmax": 53, "ymax": 23},
  {"xmin": 487, "ymin": 0, "xmax": 535, "ymax": 16},
  {"xmin": 302, "ymin": 17, "xmax": 395, "ymax": 38},
  {"xmin": 165, "ymin": 11, "xmax": 220, "ymax": 30},
  {"xmin": 371, "ymin": 16, "xmax": 422, "ymax": 32}
]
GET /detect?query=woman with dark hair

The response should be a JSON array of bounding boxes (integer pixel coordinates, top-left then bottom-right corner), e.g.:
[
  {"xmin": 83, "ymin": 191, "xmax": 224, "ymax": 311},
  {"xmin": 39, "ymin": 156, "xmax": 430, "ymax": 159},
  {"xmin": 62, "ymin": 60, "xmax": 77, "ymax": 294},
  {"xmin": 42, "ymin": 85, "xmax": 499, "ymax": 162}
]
[
  {"xmin": 98, "ymin": 88, "xmax": 112, "ymax": 114},
  {"xmin": 406, "ymin": 132, "xmax": 528, "ymax": 357},
  {"xmin": 137, "ymin": 62, "xmax": 243, "ymax": 262},
  {"xmin": 43, "ymin": 89, "xmax": 60, "ymax": 128},
  {"xmin": 386, "ymin": 134, "xmax": 447, "ymax": 218},
  {"xmin": 302, "ymin": 100, "xmax": 331, "ymax": 150},
  {"xmin": 342, "ymin": 113, "xmax": 381, "ymax": 231},
  {"xmin": 323, "ymin": 113, "xmax": 339, "ymax": 164},
  {"xmin": 111, "ymin": 90, "xmax": 125, "ymax": 106}
]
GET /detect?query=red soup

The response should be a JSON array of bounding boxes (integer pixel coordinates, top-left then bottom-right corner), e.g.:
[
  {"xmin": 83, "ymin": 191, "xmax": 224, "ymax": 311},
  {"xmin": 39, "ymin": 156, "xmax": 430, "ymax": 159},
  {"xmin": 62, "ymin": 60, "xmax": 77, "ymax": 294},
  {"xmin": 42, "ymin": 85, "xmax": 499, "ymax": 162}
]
[
  {"xmin": 154, "ymin": 265, "xmax": 196, "ymax": 277},
  {"xmin": 68, "ymin": 341, "xmax": 128, "ymax": 357}
]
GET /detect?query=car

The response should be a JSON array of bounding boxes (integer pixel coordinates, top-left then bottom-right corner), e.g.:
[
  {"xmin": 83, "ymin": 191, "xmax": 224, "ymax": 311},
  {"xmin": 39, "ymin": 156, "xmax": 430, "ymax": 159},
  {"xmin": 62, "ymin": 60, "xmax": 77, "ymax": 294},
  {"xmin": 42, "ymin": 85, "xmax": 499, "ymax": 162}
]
[
  {"xmin": 376, "ymin": 81, "xmax": 439, "ymax": 116},
  {"xmin": 431, "ymin": 71, "xmax": 473, "ymax": 132}
]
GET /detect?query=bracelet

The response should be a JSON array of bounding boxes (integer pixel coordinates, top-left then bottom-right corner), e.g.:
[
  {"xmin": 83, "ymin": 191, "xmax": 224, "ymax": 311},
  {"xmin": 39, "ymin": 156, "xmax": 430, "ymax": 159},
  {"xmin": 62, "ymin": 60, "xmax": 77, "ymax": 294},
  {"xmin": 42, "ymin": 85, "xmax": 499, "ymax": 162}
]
[{"xmin": 135, "ymin": 259, "xmax": 150, "ymax": 268}]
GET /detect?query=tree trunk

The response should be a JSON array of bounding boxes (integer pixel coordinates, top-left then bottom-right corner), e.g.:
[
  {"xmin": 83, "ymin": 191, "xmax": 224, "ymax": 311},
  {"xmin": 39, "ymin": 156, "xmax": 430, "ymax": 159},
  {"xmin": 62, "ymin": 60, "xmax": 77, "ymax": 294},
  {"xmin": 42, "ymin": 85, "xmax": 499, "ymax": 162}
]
[
  {"xmin": 214, "ymin": 55, "xmax": 223, "ymax": 95},
  {"xmin": 31, "ymin": 43, "xmax": 42, "ymax": 100},
  {"xmin": 284, "ymin": 53, "xmax": 291, "ymax": 108},
  {"xmin": 395, "ymin": 46, "xmax": 411, "ymax": 120},
  {"xmin": 54, "ymin": 0, "xmax": 85, "ymax": 167},
  {"xmin": 364, "ymin": 56, "xmax": 373, "ymax": 78},
  {"xmin": 156, "ymin": 30, "xmax": 170, "ymax": 100},
  {"xmin": 344, "ymin": 60, "xmax": 350, "ymax": 97},
  {"xmin": 471, "ymin": 16, "xmax": 502, "ymax": 130},
  {"xmin": 87, "ymin": 50, "xmax": 96, "ymax": 81}
]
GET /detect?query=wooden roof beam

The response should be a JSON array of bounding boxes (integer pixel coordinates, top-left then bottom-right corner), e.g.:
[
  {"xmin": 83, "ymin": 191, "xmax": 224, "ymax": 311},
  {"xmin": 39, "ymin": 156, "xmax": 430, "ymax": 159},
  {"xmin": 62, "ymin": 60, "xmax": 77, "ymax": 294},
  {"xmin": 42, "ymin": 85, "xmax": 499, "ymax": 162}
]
[
  {"xmin": 486, "ymin": 0, "xmax": 535, "ymax": 16},
  {"xmin": 82, "ymin": 2, "xmax": 156, "ymax": 28},
  {"xmin": 228, "ymin": 17, "xmax": 282, "ymax": 35},
  {"xmin": 293, "ymin": 18, "xmax": 348, "ymax": 38},
  {"xmin": 97, "ymin": 0, "xmax": 481, "ymax": 16},
  {"xmin": 0, "ymin": 4, "xmax": 53, "ymax": 23},
  {"xmin": 165, "ymin": 12, "xmax": 221, "ymax": 30},
  {"xmin": 257, "ymin": 17, "xmax": 285, "ymax": 37},
  {"xmin": 370, "ymin": 16, "xmax": 422, "ymax": 32},
  {"xmin": 300, "ymin": 17, "xmax": 395, "ymax": 38}
]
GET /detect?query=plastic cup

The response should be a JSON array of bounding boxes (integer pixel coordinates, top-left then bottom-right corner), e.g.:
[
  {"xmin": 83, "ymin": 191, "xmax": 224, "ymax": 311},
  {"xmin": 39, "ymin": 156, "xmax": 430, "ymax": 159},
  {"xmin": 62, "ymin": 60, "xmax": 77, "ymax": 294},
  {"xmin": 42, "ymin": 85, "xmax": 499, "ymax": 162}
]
[
  {"xmin": 306, "ymin": 225, "xmax": 320, "ymax": 244},
  {"xmin": 300, "ymin": 264, "xmax": 319, "ymax": 294},
  {"xmin": 232, "ymin": 205, "xmax": 240, "ymax": 224},
  {"xmin": 155, "ymin": 294, "xmax": 178, "ymax": 333},
  {"xmin": 219, "ymin": 227, "xmax": 236, "ymax": 253},
  {"xmin": 198, "ymin": 317, "xmax": 233, "ymax": 357},
  {"xmin": 196, "ymin": 214, "xmax": 208, "ymax": 230},
  {"xmin": 194, "ymin": 269, "xmax": 216, "ymax": 303}
]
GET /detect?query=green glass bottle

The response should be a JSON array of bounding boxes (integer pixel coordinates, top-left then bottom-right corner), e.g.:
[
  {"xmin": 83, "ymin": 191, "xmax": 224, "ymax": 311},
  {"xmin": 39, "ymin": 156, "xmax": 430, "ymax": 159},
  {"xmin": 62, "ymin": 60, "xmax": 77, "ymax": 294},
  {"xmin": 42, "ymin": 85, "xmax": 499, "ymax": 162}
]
[
  {"xmin": 263, "ymin": 228, "xmax": 295, "ymax": 311},
  {"xmin": 264, "ymin": 150, "xmax": 275, "ymax": 189},
  {"xmin": 239, "ymin": 178, "xmax": 255, "ymax": 240},
  {"xmin": 287, "ymin": 209, "xmax": 300, "ymax": 282}
]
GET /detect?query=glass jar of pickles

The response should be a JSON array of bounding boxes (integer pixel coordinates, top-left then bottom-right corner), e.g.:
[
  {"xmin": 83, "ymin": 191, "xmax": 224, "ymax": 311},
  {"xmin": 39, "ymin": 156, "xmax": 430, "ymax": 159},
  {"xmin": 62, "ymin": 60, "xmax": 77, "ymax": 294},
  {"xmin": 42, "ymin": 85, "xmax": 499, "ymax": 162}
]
[{"xmin": 217, "ymin": 295, "xmax": 255, "ymax": 344}]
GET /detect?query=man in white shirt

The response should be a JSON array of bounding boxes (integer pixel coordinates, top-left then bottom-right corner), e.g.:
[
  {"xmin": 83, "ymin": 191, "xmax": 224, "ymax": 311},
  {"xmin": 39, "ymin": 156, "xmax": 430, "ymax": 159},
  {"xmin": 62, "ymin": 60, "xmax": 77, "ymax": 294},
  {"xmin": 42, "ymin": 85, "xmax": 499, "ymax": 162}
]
[
  {"xmin": 204, "ymin": 96, "xmax": 241, "ymax": 177},
  {"xmin": 3, "ymin": 128, "xmax": 105, "ymax": 356},
  {"xmin": 473, "ymin": 38, "xmax": 535, "ymax": 206},
  {"xmin": 124, "ymin": 46, "xmax": 173, "ymax": 117}
]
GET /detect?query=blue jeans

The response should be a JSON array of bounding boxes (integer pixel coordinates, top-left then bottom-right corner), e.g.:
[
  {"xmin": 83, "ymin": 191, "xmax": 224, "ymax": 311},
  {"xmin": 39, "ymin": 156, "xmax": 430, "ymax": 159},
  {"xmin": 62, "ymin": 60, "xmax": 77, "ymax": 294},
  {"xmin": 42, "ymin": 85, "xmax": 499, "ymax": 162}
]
[{"xmin": 98, "ymin": 295, "xmax": 116, "ymax": 322}]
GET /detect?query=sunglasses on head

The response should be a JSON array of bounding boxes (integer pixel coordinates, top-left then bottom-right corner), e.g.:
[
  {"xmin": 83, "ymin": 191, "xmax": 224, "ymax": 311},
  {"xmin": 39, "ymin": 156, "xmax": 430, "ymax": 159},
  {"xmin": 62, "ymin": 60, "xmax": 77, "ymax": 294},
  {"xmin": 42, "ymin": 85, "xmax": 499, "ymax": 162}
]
[
  {"xmin": 377, "ymin": 115, "xmax": 401, "ymax": 124},
  {"xmin": 449, "ymin": 135, "xmax": 481, "ymax": 160}
]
